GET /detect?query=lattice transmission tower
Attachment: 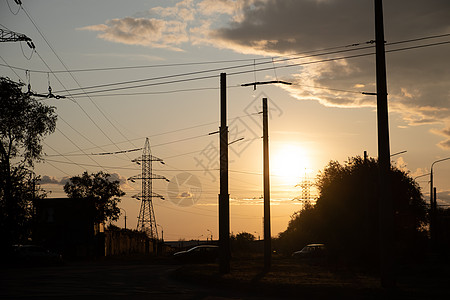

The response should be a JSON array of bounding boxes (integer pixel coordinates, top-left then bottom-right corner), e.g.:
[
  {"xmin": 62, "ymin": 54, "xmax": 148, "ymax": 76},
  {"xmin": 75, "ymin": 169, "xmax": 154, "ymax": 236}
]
[
  {"xmin": 0, "ymin": 28, "xmax": 33, "ymax": 44},
  {"xmin": 129, "ymin": 138, "xmax": 168, "ymax": 239},
  {"xmin": 295, "ymin": 173, "xmax": 315, "ymax": 203}
]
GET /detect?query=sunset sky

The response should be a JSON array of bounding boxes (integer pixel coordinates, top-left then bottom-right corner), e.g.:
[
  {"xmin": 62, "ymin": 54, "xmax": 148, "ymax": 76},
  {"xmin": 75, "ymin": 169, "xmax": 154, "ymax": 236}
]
[{"xmin": 1, "ymin": 0, "xmax": 449, "ymax": 241}]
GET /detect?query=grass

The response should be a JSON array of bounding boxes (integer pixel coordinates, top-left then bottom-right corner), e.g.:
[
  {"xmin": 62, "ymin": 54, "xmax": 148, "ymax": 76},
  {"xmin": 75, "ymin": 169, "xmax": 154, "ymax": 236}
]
[{"xmin": 171, "ymin": 254, "xmax": 450, "ymax": 299}]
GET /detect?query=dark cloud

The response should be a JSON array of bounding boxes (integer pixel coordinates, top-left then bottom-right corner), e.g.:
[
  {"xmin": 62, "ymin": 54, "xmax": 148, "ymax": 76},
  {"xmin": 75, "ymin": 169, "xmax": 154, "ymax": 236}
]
[
  {"xmin": 39, "ymin": 175, "xmax": 71, "ymax": 185},
  {"xmin": 211, "ymin": 0, "xmax": 450, "ymax": 146},
  {"xmin": 39, "ymin": 175, "xmax": 60, "ymax": 185},
  {"xmin": 213, "ymin": 0, "xmax": 450, "ymax": 53},
  {"xmin": 109, "ymin": 173, "xmax": 127, "ymax": 185},
  {"xmin": 437, "ymin": 190, "xmax": 450, "ymax": 206},
  {"xmin": 438, "ymin": 139, "xmax": 450, "ymax": 150}
]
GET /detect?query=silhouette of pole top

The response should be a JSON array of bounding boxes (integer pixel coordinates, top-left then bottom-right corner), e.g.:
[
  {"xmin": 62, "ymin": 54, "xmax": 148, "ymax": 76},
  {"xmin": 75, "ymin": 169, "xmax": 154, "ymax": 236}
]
[{"xmin": 241, "ymin": 80, "xmax": 292, "ymax": 90}]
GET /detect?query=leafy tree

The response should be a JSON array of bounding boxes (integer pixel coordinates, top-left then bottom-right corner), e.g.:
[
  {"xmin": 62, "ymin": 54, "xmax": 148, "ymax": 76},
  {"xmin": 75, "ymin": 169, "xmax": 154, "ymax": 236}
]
[
  {"xmin": 275, "ymin": 201, "xmax": 318, "ymax": 255},
  {"xmin": 231, "ymin": 232, "xmax": 257, "ymax": 255},
  {"xmin": 277, "ymin": 156, "xmax": 428, "ymax": 268},
  {"xmin": 0, "ymin": 77, "xmax": 56, "ymax": 246},
  {"xmin": 64, "ymin": 171, "xmax": 125, "ymax": 223}
]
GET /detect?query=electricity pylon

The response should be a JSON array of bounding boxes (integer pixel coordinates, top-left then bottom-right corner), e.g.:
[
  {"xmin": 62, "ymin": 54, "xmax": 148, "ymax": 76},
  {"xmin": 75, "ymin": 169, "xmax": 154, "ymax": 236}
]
[
  {"xmin": 128, "ymin": 138, "xmax": 168, "ymax": 239},
  {"xmin": 295, "ymin": 173, "xmax": 315, "ymax": 203},
  {"xmin": 0, "ymin": 28, "xmax": 34, "ymax": 48}
]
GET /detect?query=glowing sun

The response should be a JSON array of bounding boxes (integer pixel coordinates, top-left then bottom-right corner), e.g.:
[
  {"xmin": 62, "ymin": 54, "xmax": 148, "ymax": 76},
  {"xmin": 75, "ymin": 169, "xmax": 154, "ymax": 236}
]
[{"xmin": 271, "ymin": 144, "xmax": 310, "ymax": 186}]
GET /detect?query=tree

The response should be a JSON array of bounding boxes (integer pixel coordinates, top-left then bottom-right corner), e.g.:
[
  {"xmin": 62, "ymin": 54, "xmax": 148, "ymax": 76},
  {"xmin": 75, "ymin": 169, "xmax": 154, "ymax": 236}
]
[
  {"xmin": 64, "ymin": 171, "xmax": 125, "ymax": 223},
  {"xmin": 277, "ymin": 156, "xmax": 428, "ymax": 268},
  {"xmin": 231, "ymin": 232, "xmax": 257, "ymax": 256},
  {"xmin": 0, "ymin": 77, "xmax": 57, "ymax": 246}
]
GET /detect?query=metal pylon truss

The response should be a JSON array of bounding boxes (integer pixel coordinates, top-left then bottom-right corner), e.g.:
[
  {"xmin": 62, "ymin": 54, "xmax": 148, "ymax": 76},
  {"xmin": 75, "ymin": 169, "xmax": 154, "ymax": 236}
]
[
  {"xmin": 129, "ymin": 138, "xmax": 168, "ymax": 239},
  {"xmin": 294, "ymin": 175, "xmax": 316, "ymax": 204}
]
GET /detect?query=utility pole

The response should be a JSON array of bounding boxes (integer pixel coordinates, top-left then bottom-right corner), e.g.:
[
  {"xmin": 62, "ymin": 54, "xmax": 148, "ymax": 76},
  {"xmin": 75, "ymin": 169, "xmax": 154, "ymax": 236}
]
[
  {"xmin": 374, "ymin": 0, "xmax": 395, "ymax": 288},
  {"xmin": 129, "ymin": 138, "xmax": 168, "ymax": 240},
  {"xmin": 262, "ymin": 97, "xmax": 271, "ymax": 270},
  {"xmin": 219, "ymin": 73, "xmax": 230, "ymax": 274}
]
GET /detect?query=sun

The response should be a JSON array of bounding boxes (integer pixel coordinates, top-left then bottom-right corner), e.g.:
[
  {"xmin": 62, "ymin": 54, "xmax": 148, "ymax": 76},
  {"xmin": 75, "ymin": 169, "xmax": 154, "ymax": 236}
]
[{"xmin": 271, "ymin": 144, "xmax": 310, "ymax": 186}]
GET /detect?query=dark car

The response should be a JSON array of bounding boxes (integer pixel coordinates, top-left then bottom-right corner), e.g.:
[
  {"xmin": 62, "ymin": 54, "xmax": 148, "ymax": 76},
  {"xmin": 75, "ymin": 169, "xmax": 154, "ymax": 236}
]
[
  {"xmin": 292, "ymin": 243, "xmax": 326, "ymax": 259},
  {"xmin": 11, "ymin": 245, "xmax": 63, "ymax": 266},
  {"xmin": 173, "ymin": 245, "xmax": 219, "ymax": 263}
]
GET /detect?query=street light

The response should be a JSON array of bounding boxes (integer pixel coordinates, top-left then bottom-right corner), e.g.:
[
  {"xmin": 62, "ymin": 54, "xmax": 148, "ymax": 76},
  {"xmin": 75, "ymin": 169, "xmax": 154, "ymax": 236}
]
[
  {"xmin": 429, "ymin": 157, "xmax": 450, "ymax": 245},
  {"xmin": 157, "ymin": 224, "xmax": 164, "ymax": 242},
  {"xmin": 430, "ymin": 157, "xmax": 450, "ymax": 208},
  {"xmin": 206, "ymin": 229, "xmax": 213, "ymax": 241},
  {"xmin": 413, "ymin": 173, "xmax": 430, "ymax": 181},
  {"xmin": 391, "ymin": 150, "xmax": 407, "ymax": 157},
  {"xmin": 120, "ymin": 208, "xmax": 127, "ymax": 230}
]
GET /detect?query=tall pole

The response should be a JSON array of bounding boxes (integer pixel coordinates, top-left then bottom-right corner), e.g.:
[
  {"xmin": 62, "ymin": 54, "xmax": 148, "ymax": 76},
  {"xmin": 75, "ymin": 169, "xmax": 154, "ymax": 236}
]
[
  {"xmin": 219, "ymin": 73, "xmax": 230, "ymax": 274},
  {"xmin": 375, "ymin": 0, "xmax": 394, "ymax": 288},
  {"xmin": 263, "ymin": 97, "xmax": 271, "ymax": 270},
  {"xmin": 430, "ymin": 167, "xmax": 435, "ymax": 249}
]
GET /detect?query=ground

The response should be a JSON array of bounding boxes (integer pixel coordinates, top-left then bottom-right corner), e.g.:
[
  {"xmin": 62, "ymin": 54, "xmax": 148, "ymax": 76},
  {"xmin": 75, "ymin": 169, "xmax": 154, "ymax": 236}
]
[{"xmin": 1, "ymin": 254, "xmax": 449, "ymax": 299}]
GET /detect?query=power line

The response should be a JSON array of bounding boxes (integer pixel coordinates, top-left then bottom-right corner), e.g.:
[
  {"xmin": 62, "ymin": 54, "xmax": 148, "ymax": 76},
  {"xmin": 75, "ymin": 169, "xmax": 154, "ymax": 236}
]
[
  {"xmin": 3, "ymin": 33, "xmax": 448, "ymax": 98},
  {"xmin": 62, "ymin": 86, "xmax": 229, "ymax": 98},
  {"xmin": 58, "ymin": 39, "xmax": 450, "ymax": 98},
  {"xmin": 54, "ymin": 43, "xmax": 377, "ymax": 95},
  {"xmin": 43, "ymin": 113, "xmax": 258, "ymax": 158},
  {"xmin": 6, "ymin": 33, "xmax": 449, "ymax": 75},
  {"xmin": 0, "ymin": 54, "xmax": 23, "ymax": 81},
  {"xmin": 0, "ymin": 39, "xmax": 369, "ymax": 74},
  {"xmin": 19, "ymin": 2, "xmax": 139, "ymax": 158}
]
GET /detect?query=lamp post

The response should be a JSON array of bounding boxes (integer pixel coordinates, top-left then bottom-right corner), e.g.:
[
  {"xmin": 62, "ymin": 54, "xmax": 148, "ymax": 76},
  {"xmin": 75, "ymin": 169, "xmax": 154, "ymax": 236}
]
[
  {"xmin": 207, "ymin": 229, "xmax": 213, "ymax": 242},
  {"xmin": 120, "ymin": 208, "xmax": 127, "ymax": 230},
  {"xmin": 429, "ymin": 157, "xmax": 450, "ymax": 249},
  {"xmin": 157, "ymin": 224, "xmax": 164, "ymax": 242},
  {"xmin": 414, "ymin": 173, "xmax": 431, "ymax": 182}
]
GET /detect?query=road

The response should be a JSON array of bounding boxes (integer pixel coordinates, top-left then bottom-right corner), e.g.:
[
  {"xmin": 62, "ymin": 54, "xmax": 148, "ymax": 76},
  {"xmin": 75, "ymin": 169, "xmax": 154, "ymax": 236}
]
[{"xmin": 0, "ymin": 260, "xmax": 268, "ymax": 300}]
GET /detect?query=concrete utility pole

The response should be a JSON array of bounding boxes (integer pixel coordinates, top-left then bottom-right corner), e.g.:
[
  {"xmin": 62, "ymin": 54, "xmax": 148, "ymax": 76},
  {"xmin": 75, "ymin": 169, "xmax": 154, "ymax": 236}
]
[
  {"xmin": 219, "ymin": 73, "xmax": 230, "ymax": 274},
  {"xmin": 374, "ymin": 0, "xmax": 395, "ymax": 288},
  {"xmin": 262, "ymin": 97, "xmax": 271, "ymax": 270}
]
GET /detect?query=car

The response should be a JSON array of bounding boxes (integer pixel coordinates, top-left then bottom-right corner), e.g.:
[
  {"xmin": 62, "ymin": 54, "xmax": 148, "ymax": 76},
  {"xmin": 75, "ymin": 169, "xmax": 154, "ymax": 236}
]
[
  {"xmin": 292, "ymin": 243, "xmax": 326, "ymax": 259},
  {"xmin": 173, "ymin": 245, "xmax": 219, "ymax": 263},
  {"xmin": 11, "ymin": 244, "xmax": 63, "ymax": 266}
]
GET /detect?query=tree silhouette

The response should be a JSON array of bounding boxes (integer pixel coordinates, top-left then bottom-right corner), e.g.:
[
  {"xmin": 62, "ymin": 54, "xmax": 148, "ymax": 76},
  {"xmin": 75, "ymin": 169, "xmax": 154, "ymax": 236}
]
[
  {"xmin": 277, "ymin": 156, "xmax": 428, "ymax": 268},
  {"xmin": 231, "ymin": 232, "xmax": 257, "ymax": 256},
  {"xmin": 0, "ymin": 77, "xmax": 56, "ymax": 247},
  {"xmin": 64, "ymin": 171, "xmax": 125, "ymax": 223}
]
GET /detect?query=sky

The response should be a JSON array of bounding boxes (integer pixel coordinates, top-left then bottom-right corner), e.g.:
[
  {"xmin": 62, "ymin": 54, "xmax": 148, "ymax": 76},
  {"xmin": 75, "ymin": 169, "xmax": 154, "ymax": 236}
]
[{"xmin": 1, "ymin": 0, "xmax": 450, "ymax": 241}]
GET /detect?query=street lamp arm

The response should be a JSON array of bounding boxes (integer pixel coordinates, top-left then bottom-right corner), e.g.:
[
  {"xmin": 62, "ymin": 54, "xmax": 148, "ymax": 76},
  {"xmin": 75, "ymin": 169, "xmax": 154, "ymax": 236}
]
[
  {"xmin": 414, "ymin": 173, "xmax": 430, "ymax": 180},
  {"xmin": 431, "ymin": 157, "xmax": 450, "ymax": 170}
]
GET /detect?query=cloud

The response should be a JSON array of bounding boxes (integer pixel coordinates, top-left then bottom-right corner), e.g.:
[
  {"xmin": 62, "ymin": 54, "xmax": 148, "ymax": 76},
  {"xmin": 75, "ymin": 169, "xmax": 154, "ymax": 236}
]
[
  {"xmin": 81, "ymin": 0, "xmax": 450, "ymax": 147},
  {"xmin": 39, "ymin": 175, "xmax": 60, "ymax": 185},
  {"xmin": 78, "ymin": 0, "xmax": 241, "ymax": 51},
  {"xmin": 395, "ymin": 157, "xmax": 408, "ymax": 172},
  {"xmin": 108, "ymin": 172, "xmax": 128, "ymax": 185},
  {"xmin": 431, "ymin": 125, "xmax": 450, "ymax": 150},
  {"xmin": 208, "ymin": 0, "xmax": 450, "ymax": 147},
  {"xmin": 437, "ymin": 190, "xmax": 450, "ymax": 206},
  {"xmin": 197, "ymin": 0, "xmax": 238, "ymax": 16},
  {"xmin": 39, "ymin": 175, "xmax": 71, "ymax": 185},
  {"xmin": 80, "ymin": 17, "xmax": 187, "ymax": 51}
]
